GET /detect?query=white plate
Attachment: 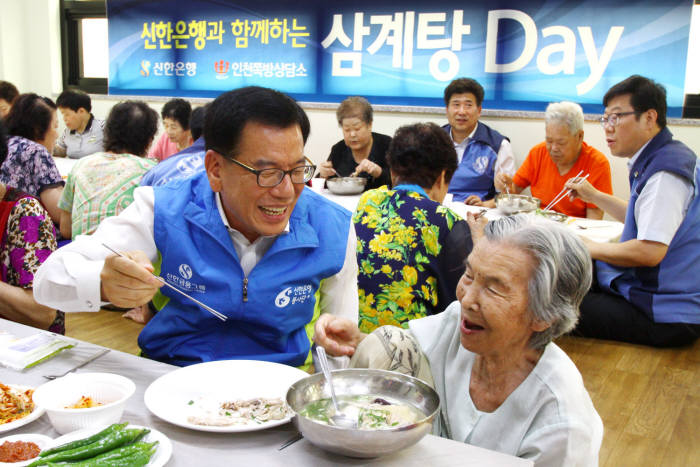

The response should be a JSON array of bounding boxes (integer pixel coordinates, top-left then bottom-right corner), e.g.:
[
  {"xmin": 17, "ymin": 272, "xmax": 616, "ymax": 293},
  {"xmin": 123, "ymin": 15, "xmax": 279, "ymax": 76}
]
[
  {"xmin": 0, "ymin": 433, "xmax": 53, "ymax": 466},
  {"xmin": 144, "ymin": 359, "xmax": 309, "ymax": 433},
  {"xmin": 51, "ymin": 424, "xmax": 171, "ymax": 467},
  {"xmin": 0, "ymin": 385, "xmax": 45, "ymax": 433}
]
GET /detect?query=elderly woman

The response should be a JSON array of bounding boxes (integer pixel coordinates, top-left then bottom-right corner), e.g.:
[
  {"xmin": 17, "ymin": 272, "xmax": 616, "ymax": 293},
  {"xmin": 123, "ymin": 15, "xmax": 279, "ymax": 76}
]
[
  {"xmin": 58, "ymin": 100, "xmax": 158, "ymax": 240},
  {"xmin": 353, "ymin": 122, "xmax": 470, "ymax": 333},
  {"xmin": 498, "ymin": 101, "xmax": 612, "ymax": 219},
  {"xmin": 148, "ymin": 98, "xmax": 192, "ymax": 161},
  {"xmin": 0, "ymin": 119, "xmax": 63, "ymax": 333},
  {"xmin": 0, "ymin": 94, "xmax": 64, "ymax": 223},
  {"xmin": 316, "ymin": 214, "xmax": 603, "ymax": 466},
  {"xmin": 318, "ymin": 96, "xmax": 391, "ymax": 191}
]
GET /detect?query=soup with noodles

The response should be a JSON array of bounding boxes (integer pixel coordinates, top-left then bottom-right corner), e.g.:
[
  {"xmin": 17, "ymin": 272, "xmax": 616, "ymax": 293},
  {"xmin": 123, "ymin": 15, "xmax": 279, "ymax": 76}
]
[{"xmin": 299, "ymin": 395, "xmax": 423, "ymax": 429}]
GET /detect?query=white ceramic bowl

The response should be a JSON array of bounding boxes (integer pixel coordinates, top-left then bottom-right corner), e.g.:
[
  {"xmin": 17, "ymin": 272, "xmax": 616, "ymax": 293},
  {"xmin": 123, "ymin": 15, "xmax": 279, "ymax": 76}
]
[{"xmin": 32, "ymin": 373, "xmax": 135, "ymax": 434}]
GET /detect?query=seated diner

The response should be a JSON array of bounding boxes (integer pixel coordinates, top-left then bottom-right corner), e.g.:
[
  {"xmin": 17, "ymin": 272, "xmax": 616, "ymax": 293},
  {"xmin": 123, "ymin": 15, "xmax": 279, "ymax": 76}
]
[
  {"xmin": 496, "ymin": 101, "xmax": 612, "ymax": 219},
  {"xmin": 0, "ymin": 119, "xmax": 63, "ymax": 333},
  {"xmin": 353, "ymin": 122, "xmax": 470, "ymax": 333},
  {"xmin": 315, "ymin": 214, "xmax": 603, "ymax": 466},
  {"xmin": 318, "ymin": 96, "xmax": 392, "ymax": 191},
  {"xmin": 0, "ymin": 93, "xmax": 64, "ymax": 224}
]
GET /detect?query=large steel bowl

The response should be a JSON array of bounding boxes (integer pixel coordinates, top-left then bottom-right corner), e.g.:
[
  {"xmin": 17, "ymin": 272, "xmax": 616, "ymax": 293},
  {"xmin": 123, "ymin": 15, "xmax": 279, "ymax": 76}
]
[
  {"xmin": 326, "ymin": 177, "xmax": 367, "ymax": 195},
  {"xmin": 286, "ymin": 368, "xmax": 440, "ymax": 458},
  {"xmin": 495, "ymin": 193, "xmax": 541, "ymax": 215}
]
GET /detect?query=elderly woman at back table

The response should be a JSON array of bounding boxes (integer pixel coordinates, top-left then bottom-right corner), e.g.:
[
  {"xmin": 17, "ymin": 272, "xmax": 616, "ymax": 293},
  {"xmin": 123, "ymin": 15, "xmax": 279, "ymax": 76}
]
[
  {"xmin": 353, "ymin": 122, "xmax": 470, "ymax": 333},
  {"xmin": 315, "ymin": 214, "xmax": 603, "ymax": 466},
  {"xmin": 496, "ymin": 101, "xmax": 612, "ymax": 219},
  {"xmin": 318, "ymin": 96, "xmax": 392, "ymax": 191},
  {"xmin": 148, "ymin": 98, "xmax": 193, "ymax": 162},
  {"xmin": 0, "ymin": 94, "xmax": 64, "ymax": 223}
]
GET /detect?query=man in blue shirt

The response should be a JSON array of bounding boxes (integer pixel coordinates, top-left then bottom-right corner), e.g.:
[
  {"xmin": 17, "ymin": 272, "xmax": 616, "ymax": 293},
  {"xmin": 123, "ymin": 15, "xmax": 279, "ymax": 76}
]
[{"xmin": 567, "ymin": 75, "xmax": 700, "ymax": 347}]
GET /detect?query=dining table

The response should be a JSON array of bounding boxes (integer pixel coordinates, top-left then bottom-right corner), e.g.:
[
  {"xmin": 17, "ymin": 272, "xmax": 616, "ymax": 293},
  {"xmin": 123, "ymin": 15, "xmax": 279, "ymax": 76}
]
[
  {"xmin": 313, "ymin": 187, "xmax": 624, "ymax": 244},
  {"xmin": 0, "ymin": 318, "xmax": 532, "ymax": 467}
]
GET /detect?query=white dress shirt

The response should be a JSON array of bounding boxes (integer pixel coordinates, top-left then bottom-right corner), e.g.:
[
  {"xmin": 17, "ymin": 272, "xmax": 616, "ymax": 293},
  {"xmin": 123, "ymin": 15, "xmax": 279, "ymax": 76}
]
[{"xmin": 33, "ymin": 186, "xmax": 359, "ymax": 325}]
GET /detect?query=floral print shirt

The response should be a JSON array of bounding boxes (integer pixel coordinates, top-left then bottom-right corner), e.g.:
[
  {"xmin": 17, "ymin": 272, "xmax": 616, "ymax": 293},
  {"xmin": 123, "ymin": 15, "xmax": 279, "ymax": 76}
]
[
  {"xmin": 353, "ymin": 185, "xmax": 471, "ymax": 333},
  {"xmin": 58, "ymin": 152, "xmax": 156, "ymax": 238},
  {"xmin": 1, "ymin": 187, "xmax": 64, "ymax": 334},
  {"xmin": 0, "ymin": 136, "xmax": 64, "ymax": 197}
]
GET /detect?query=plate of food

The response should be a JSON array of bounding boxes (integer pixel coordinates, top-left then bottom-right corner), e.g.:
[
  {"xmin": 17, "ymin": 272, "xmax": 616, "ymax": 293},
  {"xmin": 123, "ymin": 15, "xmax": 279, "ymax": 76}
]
[
  {"xmin": 0, "ymin": 383, "xmax": 45, "ymax": 433},
  {"xmin": 144, "ymin": 360, "xmax": 309, "ymax": 433},
  {"xmin": 0, "ymin": 433, "xmax": 53, "ymax": 466},
  {"xmin": 47, "ymin": 423, "xmax": 171, "ymax": 467}
]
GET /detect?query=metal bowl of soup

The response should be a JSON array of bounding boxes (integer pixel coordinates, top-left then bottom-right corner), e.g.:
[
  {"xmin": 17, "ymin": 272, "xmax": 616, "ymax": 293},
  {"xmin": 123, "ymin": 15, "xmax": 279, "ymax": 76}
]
[
  {"xmin": 286, "ymin": 368, "xmax": 440, "ymax": 458},
  {"xmin": 326, "ymin": 177, "xmax": 367, "ymax": 195},
  {"xmin": 495, "ymin": 193, "xmax": 541, "ymax": 215}
]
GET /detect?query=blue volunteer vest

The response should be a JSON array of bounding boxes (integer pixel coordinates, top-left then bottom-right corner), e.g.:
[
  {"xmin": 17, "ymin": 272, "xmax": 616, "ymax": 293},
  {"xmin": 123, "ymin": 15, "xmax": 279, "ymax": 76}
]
[
  {"xmin": 140, "ymin": 137, "xmax": 206, "ymax": 187},
  {"xmin": 138, "ymin": 171, "xmax": 352, "ymax": 366},
  {"xmin": 444, "ymin": 122, "xmax": 507, "ymax": 201},
  {"xmin": 597, "ymin": 128, "xmax": 700, "ymax": 324}
]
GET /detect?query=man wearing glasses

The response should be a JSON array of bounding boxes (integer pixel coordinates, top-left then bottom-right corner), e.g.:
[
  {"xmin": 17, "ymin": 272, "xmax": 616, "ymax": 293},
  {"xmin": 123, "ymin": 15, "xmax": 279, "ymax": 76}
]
[
  {"xmin": 34, "ymin": 87, "xmax": 359, "ymax": 368},
  {"xmin": 565, "ymin": 75, "xmax": 700, "ymax": 347}
]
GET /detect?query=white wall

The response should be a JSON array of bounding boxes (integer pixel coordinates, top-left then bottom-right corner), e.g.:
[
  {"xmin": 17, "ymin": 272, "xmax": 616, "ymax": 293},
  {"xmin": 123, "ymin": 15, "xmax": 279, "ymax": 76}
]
[{"xmin": 2, "ymin": 0, "xmax": 699, "ymax": 204}]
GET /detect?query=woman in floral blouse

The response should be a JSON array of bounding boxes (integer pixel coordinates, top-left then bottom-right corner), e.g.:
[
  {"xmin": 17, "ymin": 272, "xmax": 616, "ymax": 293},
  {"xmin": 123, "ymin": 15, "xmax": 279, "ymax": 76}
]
[
  {"xmin": 0, "ymin": 94, "xmax": 64, "ymax": 223},
  {"xmin": 353, "ymin": 122, "xmax": 472, "ymax": 333},
  {"xmin": 0, "ymin": 120, "xmax": 63, "ymax": 333}
]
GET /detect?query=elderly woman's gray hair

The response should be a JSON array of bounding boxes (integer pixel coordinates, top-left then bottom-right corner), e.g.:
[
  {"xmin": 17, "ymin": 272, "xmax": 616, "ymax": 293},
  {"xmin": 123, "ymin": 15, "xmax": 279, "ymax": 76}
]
[
  {"xmin": 545, "ymin": 101, "xmax": 584, "ymax": 135},
  {"xmin": 483, "ymin": 214, "xmax": 592, "ymax": 349},
  {"xmin": 336, "ymin": 96, "xmax": 373, "ymax": 125}
]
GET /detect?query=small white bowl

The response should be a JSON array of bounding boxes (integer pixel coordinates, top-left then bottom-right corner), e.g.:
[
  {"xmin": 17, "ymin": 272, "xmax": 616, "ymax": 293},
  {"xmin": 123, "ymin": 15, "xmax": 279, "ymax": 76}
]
[{"xmin": 32, "ymin": 373, "xmax": 135, "ymax": 434}]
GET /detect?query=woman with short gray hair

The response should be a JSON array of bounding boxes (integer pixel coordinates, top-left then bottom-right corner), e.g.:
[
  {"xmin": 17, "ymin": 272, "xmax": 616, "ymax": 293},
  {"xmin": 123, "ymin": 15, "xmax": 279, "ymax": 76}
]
[
  {"xmin": 497, "ymin": 100, "xmax": 612, "ymax": 219},
  {"xmin": 317, "ymin": 96, "xmax": 392, "ymax": 191},
  {"xmin": 315, "ymin": 214, "xmax": 603, "ymax": 466}
]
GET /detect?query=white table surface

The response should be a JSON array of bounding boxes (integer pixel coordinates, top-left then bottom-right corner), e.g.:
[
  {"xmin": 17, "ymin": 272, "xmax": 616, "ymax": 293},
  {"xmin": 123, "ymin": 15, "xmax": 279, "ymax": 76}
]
[
  {"xmin": 0, "ymin": 319, "xmax": 531, "ymax": 467},
  {"xmin": 53, "ymin": 156, "xmax": 77, "ymax": 178}
]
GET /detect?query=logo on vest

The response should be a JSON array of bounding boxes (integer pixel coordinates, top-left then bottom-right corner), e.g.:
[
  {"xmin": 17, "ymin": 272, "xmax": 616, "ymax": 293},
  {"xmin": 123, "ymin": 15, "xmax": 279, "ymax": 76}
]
[
  {"xmin": 472, "ymin": 156, "xmax": 489, "ymax": 175},
  {"xmin": 178, "ymin": 264, "xmax": 193, "ymax": 280},
  {"xmin": 275, "ymin": 284, "xmax": 314, "ymax": 308}
]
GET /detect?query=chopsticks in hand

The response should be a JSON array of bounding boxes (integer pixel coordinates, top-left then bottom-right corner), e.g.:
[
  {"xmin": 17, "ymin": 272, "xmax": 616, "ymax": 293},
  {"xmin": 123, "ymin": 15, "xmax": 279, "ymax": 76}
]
[
  {"xmin": 543, "ymin": 171, "xmax": 589, "ymax": 212},
  {"xmin": 101, "ymin": 243, "xmax": 227, "ymax": 322}
]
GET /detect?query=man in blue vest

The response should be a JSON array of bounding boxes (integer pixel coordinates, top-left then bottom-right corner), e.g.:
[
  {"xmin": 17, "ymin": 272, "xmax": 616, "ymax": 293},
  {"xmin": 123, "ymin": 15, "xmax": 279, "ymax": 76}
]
[
  {"xmin": 566, "ymin": 75, "xmax": 700, "ymax": 347},
  {"xmin": 34, "ymin": 86, "xmax": 359, "ymax": 368},
  {"xmin": 442, "ymin": 78, "xmax": 514, "ymax": 204}
]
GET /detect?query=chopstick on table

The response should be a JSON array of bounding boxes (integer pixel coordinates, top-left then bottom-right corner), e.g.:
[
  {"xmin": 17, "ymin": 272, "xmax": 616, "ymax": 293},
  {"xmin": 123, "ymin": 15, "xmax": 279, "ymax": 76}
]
[
  {"xmin": 101, "ymin": 243, "xmax": 227, "ymax": 322},
  {"xmin": 543, "ymin": 172, "xmax": 589, "ymax": 212}
]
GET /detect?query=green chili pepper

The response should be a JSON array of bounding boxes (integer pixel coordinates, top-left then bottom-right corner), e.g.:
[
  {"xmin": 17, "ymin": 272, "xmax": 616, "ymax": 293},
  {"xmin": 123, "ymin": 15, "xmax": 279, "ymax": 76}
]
[
  {"xmin": 38, "ymin": 423, "xmax": 129, "ymax": 457},
  {"xmin": 30, "ymin": 428, "xmax": 150, "ymax": 465},
  {"xmin": 42, "ymin": 442, "xmax": 158, "ymax": 467}
]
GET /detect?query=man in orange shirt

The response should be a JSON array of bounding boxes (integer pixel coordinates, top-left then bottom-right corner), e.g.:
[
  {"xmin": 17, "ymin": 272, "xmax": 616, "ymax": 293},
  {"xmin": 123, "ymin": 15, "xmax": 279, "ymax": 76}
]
[{"xmin": 499, "ymin": 101, "xmax": 612, "ymax": 219}]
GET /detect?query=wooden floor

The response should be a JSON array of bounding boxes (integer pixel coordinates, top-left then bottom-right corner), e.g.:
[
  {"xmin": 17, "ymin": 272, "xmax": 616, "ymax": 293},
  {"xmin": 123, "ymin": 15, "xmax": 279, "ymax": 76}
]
[{"xmin": 65, "ymin": 311, "xmax": 700, "ymax": 466}]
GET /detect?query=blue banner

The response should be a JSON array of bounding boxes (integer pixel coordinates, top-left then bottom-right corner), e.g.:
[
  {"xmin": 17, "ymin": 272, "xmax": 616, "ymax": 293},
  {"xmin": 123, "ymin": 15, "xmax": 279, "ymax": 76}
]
[{"xmin": 107, "ymin": 0, "xmax": 693, "ymax": 116}]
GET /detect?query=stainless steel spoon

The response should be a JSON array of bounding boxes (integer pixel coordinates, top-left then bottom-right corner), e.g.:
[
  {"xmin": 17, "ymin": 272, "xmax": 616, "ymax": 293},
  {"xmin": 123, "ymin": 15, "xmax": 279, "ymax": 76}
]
[{"xmin": 315, "ymin": 347, "xmax": 357, "ymax": 429}]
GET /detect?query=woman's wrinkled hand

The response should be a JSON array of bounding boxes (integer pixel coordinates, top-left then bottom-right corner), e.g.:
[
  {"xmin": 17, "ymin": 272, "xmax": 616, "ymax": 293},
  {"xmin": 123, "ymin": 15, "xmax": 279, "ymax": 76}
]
[
  {"xmin": 466, "ymin": 211, "xmax": 489, "ymax": 244},
  {"xmin": 352, "ymin": 159, "xmax": 381, "ymax": 178},
  {"xmin": 314, "ymin": 313, "xmax": 366, "ymax": 357},
  {"xmin": 100, "ymin": 250, "xmax": 162, "ymax": 309}
]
